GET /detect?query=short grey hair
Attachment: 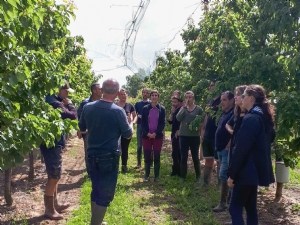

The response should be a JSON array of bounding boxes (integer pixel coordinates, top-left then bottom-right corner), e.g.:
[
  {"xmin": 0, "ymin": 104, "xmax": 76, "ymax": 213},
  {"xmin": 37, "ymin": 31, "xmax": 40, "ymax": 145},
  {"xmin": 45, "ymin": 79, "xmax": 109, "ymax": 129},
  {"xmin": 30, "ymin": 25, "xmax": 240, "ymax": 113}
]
[{"xmin": 102, "ymin": 79, "xmax": 119, "ymax": 94}]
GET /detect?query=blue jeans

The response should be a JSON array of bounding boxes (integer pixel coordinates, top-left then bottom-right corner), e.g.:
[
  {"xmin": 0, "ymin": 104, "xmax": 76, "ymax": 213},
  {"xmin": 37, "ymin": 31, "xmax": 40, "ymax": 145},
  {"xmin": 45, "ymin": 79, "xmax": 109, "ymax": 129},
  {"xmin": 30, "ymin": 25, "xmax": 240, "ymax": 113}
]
[
  {"xmin": 88, "ymin": 152, "xmax": 120, "ymax": 207},
  {"xmin": 136, "ymin": 124, "xmax": 143, "ymax": 165},
  {"xmin": 229, "ymin": 184, "xmax": 258, "ymax": 225},
  {"xmin": 217, "ymin": 149, "xmax": 229, "ymax": 182}
]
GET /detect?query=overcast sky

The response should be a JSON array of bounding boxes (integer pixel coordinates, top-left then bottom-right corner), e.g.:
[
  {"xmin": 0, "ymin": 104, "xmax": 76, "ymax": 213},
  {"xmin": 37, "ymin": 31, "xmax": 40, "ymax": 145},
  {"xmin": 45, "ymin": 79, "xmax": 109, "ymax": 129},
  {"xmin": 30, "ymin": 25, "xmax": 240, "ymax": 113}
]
[{"xmin": 69, "ymin": 0, "xmax": 203, "ymax": 86}]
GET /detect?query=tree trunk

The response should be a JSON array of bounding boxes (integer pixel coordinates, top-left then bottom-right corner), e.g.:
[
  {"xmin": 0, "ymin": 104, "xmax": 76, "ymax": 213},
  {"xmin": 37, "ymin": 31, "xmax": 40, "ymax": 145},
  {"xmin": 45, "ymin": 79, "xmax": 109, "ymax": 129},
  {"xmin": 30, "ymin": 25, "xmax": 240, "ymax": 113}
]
[
  {"xmin": 4, "ymin": 168, "xmax": 13, "ymax": 206},
  {"xmin": 275, "ymin": 182, "xmax": 283, "ymax": 202},
  {"xmin": 28, "ymin": 151, "xmax": 34, "ymax": 181}
]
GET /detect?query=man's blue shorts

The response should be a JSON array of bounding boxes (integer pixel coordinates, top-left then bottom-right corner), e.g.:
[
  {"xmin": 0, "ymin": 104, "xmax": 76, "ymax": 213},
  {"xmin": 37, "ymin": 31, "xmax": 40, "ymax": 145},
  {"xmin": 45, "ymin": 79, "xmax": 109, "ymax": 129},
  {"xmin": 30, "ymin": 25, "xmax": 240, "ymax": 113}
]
[{"xmin": 40, "ymin": 145, "xmax": 63, "ymax": 179}]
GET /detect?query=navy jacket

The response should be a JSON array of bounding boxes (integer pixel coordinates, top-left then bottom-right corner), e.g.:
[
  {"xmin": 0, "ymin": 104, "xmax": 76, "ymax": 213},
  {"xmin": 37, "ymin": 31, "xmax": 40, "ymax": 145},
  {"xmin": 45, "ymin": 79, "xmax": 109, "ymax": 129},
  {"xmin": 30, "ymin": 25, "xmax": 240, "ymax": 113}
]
[
  {"xmin": 141, "ymin": 103, "xmax": 166, "ymax": 138},
  {"xmin": 41, "ymin": 94, "xmax": 77, "ymax": 149},
  {"xmin": 77, "ymin": 96, "xmax": 93, "ymax": 120},
  {"xmin": 228, "ymin": 106, "xmax": 275, "ymax": 187}
]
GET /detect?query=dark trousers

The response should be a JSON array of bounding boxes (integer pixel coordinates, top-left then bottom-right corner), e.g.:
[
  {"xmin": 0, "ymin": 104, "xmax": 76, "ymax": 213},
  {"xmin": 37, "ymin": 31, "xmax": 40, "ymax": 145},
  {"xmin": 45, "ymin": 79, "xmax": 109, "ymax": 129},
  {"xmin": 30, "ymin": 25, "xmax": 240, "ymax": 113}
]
[
  {"xmin": 229, "ymin": 184, "xmax": 258, "ymax": 225},
  {"xmin": 88, "ymin": 152, "xmax": 120, "ymax": 207},
  {"xmin": 171, "ymin": 135, "xmax": 181, "ymax": 175},
  {"xmin": 179, "ymin": 136, "xmax": 200, "ymax": 179},
  {"xmin": 136, "ymin": 124, "xmax": 143, "ymax": 165},
  {"xmin": 142, "ymin": 137, "xmax": 163, "ymax": 178},
  {"xmin": 121, "ymin": 137, "xmax": 132, "ymax": 166}
]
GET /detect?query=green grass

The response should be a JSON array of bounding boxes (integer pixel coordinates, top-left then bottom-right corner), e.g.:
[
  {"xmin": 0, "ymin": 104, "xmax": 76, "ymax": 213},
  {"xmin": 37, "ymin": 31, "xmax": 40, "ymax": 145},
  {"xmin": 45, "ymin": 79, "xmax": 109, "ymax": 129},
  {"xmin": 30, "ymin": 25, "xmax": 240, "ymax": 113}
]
[
  {"xmin": 289, "ymin": 161, "xmax": 300, "ymax": 185},
  {"xmin": 67, "ymin": 133, "xmax": 221, "ymax": 225}
]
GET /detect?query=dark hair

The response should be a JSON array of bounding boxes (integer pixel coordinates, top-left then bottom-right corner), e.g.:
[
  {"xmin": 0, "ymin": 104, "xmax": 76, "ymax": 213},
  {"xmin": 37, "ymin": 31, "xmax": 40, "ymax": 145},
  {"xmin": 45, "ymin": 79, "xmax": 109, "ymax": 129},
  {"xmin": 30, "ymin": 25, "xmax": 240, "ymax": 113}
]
[
  {"xmin": 171, "ymin": 95, "xmax": 183, "ymax": 102},
  {"xmin": 119, "ymin": 88, "xmax": 127, "ymax": 93},
  {"xmin": 90, "ymin": 83, "xmax": 100, "ymax": 92},
  {"xmin": 245, "ymin": 84, "xmax": 275, "ymax": 123},
  {"xmin": 234, "ymin": 85, "xmax": 247, "ymax": 116},
  {"xmin": 221, "ymin": 90, "xmax": 234, "ymax": 100}
]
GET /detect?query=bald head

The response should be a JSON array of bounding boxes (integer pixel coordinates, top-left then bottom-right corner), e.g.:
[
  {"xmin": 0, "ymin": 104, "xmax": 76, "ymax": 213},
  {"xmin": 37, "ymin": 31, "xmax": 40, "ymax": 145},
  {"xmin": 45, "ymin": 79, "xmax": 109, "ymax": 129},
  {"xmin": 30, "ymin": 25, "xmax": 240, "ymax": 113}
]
[{"xmin": 102, "ymin": 79, "xmax": 120, "ymax": 95}]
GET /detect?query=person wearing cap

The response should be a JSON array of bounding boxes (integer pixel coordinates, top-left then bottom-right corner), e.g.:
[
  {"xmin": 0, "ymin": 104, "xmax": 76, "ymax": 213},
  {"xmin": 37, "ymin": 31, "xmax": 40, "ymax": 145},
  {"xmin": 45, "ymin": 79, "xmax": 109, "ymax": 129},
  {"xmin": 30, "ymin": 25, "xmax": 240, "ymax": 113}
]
[
  {"xmin": 40, "ymin": 81, "xmax": 77, "ymax": 220},
  {"xmin": 77, "ymin": 83, "xmax": 102, "ymax": 176},
  {"xmin": 167, "ymin": 93, "xmax": 183, "ymax": 176}
]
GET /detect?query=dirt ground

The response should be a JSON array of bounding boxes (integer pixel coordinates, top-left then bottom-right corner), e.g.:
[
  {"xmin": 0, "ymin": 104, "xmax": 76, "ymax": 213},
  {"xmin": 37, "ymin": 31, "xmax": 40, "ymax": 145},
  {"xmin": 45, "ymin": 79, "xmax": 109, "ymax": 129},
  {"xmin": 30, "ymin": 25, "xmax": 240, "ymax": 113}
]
[
  {"xmin": 0, "ymin": 136, "xmax": 86, "ymax": 225},
  {"xmin": 0, "ymin": 136, "xmax": 300, "ymax": 225}
]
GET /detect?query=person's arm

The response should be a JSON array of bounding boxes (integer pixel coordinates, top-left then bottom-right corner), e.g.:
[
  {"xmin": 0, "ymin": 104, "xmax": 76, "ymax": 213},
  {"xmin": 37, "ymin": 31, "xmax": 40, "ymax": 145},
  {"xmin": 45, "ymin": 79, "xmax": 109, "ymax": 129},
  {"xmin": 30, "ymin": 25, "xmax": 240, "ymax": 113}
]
[
  {"xmin": 118, "ymin": 108, "xmax": 133, "ymax": 139},
  {"xmin": 129, "ymin": 103, "xmax": 136, "ymax": 124},
  {"xmin": 225, "ymin": 115, "xmax": 234, "ymax": 135},
  {"xmin": 156, "ymin": 106, "xmax": 166, "ymax": 136},
  {"xmin": 77, "ymin": 101, "xmax": 85, "ymax": 121},
  {"xmin": 141, "ymin": 106, "xmax": 149, "ymax": 137},
  {"xmin": 133, "ymin": 102, "xmax": 139, "ymax": 124},
  {"xmin": 78, "ymin": 107, "xmax": 87, "ymax": 133},
  {"xmin": 176, "ymin": 106, "xmax": 185, "ymax": 122},
  {"xmin": 227, "ymin": 116, "xmax": 260, "ymax": 182},
  {"xmin": 49, "ymin": 98, "xmax": 77, "ymax": 120},
  {"xmin": 200, "ymin": 114, "xmax": 208, "ymax": 140}
]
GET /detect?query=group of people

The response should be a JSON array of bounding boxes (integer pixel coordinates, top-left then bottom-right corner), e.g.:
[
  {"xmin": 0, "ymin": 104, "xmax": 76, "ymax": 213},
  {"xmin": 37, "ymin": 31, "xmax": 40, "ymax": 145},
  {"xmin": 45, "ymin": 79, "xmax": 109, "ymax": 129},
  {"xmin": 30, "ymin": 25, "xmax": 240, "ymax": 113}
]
[{"xmin": 40, "ymin": 79, "xmax": 275, "ymax": 225}]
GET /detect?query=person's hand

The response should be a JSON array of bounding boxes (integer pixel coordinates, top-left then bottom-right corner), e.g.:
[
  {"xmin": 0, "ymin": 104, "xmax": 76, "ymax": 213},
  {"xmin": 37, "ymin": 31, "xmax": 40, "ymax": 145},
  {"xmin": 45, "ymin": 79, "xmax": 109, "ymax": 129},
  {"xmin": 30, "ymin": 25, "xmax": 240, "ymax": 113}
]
[
  {"xmin": 175, "ymin": 130, "xmax": 179, "ymax": 138},
  {"xmin": 152, "ymin": 133, "xmax": 156, "ymax": 139},
  {"xmin": 127, "ymin": 113, "xmax": 132, "ymax": 123},
  {"xmin": 77, "ymin": 130, "xmax": 82, "ymax": 139},
  {"xmin": 171, "ymin": 106, "xmax": 176, "ymax": 113},
  {"xmin": 227, "ymin": 177, "xmax": 234, "ymax": 188},
  {"xmin": 63, "ymin": 98, "xmax": 72, "ymax": 106}
]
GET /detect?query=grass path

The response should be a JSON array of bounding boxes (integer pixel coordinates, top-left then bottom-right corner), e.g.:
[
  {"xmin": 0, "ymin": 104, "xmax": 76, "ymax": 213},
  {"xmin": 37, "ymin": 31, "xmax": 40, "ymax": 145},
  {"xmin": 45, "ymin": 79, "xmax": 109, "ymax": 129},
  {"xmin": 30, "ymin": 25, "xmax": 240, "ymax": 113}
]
[{"xmin": 67, "ymin": 135, "xmax": 220, "ymax": 225}]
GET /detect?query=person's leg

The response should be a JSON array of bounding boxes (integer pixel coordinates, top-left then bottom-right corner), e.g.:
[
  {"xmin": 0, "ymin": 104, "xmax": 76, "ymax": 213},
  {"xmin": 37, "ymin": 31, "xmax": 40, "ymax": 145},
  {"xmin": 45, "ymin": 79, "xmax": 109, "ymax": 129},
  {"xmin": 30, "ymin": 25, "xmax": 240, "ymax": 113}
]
[
  {"xmin": 245, "ymin": 186, "xmax": 258, "ymax": 225},
  {"xmin": 153, "ymin": 138, "xmax": 163, "ymax": 180},
  {"xmin": 136, "ymin": 124, "xmax": 143, "ymax": 167},
  {"xmin": 54, "ymin": 187, "xmax": 70, "ymax": 213},
  {"xmin": 213, "ymin": 149, "xmax": 229, "ymax": 212},
  {"xmin": 179, "ymin": 136, "xmax": 189, "ymax": 179},
  {"xmin": 142, "ymin": 138, "xmax": 152, "ymax": 180},
  {"xmin": 229, "ymin": 184, "xmax": 245, "ymax": 225},
  {"xmin": 203, "ymin": 158, "xmax": 214, "ymax": 186},
  {"xmin": 121, "ymin": 137, "xmax": 131, "ymax": 173},
  {"xmin": 90, "ymin": 153, "xmax": 120, "ymax": 225},
  {"xmin": 41, "ymin": 146, "xmax": 63, "ymax": 220},
  {"xmin": 202, "ymin": 139, "xmax": 215, "ymax": 186},
  {"xmin": 218, "ymin": 149, "xmax": 229, "ymax": 182},
  {"xmin": 190, "ymin": 136, "xmax": 201, "ymax": 181},
  {"xmin": 171, "ymin": 136, "xmax": 181, "ymax": 176}
]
